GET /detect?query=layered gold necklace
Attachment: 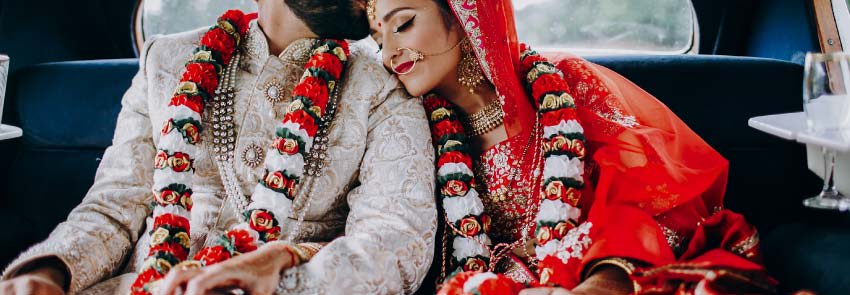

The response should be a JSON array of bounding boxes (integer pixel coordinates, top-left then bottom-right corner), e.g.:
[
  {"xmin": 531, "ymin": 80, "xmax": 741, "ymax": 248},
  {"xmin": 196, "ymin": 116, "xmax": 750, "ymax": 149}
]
[{"xmin": 462, "ymin": 98, "xmax": 504, "ymax": 136}]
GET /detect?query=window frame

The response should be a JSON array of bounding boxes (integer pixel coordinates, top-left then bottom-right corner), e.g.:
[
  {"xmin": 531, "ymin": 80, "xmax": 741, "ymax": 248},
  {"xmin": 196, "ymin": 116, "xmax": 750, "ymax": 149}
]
[
  {"xmin": 516, "ymin": 0, "xmax": 700, "ymax": 56},
  {"xmin": 132, "ymin": 0, "xmax": 145, "ymax": 56},
  {"xmin": 833, "ymin": 0, "xmax": 850, "ymax": 53}
]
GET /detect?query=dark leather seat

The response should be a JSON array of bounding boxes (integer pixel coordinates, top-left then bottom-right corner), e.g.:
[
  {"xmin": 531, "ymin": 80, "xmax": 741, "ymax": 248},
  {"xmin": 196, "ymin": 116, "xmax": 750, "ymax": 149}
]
[{"xmin": 0, "ymin": 56, "xmax": 845, "ymax": 294}]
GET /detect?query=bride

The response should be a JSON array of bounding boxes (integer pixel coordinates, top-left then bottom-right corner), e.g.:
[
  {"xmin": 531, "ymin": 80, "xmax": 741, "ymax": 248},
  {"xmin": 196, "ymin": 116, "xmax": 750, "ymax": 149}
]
[{"xmin": 368, "ymin": 0, "xmax": 776, "ymax": 294}]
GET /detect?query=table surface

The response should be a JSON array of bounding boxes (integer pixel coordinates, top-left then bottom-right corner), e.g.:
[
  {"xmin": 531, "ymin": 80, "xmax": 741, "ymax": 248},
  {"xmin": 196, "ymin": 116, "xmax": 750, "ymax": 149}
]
[
  {"xmin": 748, "ymin": 112, "xmax": 850, "ymax": 152},
  {"xmin": 0, "ymin": 124, "xmax": 22, "ymax": 141}
]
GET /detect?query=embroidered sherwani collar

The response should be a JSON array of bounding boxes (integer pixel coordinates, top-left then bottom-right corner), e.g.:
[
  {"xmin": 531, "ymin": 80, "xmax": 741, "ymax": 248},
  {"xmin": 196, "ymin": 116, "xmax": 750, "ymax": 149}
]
[{"xmin": 243, "ymin": 20, "xmax": 317, "ymax": 65}]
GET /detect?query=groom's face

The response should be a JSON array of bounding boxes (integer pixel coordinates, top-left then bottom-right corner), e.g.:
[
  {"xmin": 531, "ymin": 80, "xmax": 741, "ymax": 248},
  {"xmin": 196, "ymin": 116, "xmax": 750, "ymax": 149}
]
[{"xmin": 285, "ymin": 0, "xmax": 370, "ymax": 39}]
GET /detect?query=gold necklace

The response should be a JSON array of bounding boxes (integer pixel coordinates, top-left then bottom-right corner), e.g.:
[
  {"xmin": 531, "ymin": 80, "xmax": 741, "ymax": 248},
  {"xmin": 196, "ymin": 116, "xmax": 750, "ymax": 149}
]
[{"xmin": 463, "ymin": 98, "xmax": 504, "ymax": 136}]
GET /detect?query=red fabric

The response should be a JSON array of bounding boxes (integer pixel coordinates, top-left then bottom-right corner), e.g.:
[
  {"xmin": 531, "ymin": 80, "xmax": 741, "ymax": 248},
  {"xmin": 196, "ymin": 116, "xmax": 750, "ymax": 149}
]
[{"xmin": 445, "ymin": 0, "xmax": 773, "ymax": 292}]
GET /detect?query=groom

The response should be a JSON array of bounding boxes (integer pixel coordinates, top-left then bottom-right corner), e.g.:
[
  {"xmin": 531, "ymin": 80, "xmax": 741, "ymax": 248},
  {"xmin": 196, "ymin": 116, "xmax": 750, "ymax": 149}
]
[{"xmin": 0, "ymin": 0, "xmax": 436, "ymax": 294}]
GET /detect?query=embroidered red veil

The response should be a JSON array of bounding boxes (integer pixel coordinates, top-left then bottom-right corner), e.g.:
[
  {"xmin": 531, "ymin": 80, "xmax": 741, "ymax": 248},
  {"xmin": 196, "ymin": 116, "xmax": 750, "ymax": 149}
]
[{"xmin": 443, "ymin": 0, "xmax": 775, "ymax": 292}]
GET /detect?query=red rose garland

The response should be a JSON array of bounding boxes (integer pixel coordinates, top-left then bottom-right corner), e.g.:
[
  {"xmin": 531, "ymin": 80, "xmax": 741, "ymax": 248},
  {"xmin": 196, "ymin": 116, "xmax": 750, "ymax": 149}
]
[
  {"xmin": 424, "ymin": 95, "xmax": 494, "ymax": 276},
  {"xmin": 437, "ymin": 272, "xmax": 524, "ymax": 295},
  {"xmin": 130, "ymin": 10, "xmax": 249, "ymax": 295},
  {"xmin": 190, "ymin": 39, "xmax": 349, "ymax": 266},
  {"xmin": 519, "ymin": 44, "xmax": 589, "ymax": 288},
  {"xmin": 431, "ymin": 44, "xmax": 589, "ymax": 294}
]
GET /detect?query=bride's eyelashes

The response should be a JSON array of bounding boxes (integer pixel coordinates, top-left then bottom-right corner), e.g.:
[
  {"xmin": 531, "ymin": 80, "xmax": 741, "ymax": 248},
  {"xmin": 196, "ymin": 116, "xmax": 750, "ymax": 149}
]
[{"xmin": 393, "ymin": 15, "xmax": 415, "ymax": 34}]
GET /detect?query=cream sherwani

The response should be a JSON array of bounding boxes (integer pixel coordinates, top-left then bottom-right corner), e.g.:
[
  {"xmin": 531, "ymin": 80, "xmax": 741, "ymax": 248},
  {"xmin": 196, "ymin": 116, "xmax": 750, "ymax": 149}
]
[{"xmin": 2, "ymin": 21, "xmax": 436, "ymax": 294}]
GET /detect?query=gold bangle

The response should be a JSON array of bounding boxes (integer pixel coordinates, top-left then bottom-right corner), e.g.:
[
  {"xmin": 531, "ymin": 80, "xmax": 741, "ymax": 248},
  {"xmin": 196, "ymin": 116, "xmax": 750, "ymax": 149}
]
[{"xmin": 583, "ymin": 257, "xmax": 639, "ymax": 292}]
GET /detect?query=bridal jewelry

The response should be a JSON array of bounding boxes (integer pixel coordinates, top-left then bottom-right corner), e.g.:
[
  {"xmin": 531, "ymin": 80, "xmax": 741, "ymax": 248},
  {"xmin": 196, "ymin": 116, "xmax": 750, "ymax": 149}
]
[
  {"xmin": 367, "ymin": 0, "xmax": 377, "ymax": 20},
  {"xmin": 462, "ymin": 98, "xmax": 504, "ymax": 136},
  {"xmin": 390, "ymin": 38, "xmax": 463, "ymax": 75},
  {"xmin": 458, "ymin": 40, "xmax": 485, "ymax": 93}
]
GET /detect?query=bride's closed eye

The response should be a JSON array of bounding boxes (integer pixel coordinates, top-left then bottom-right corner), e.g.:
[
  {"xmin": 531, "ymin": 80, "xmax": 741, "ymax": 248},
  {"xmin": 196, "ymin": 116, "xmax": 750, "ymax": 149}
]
[{"xmin": 393, "ymin": 15, "xmax": 415, "ymax": 34}]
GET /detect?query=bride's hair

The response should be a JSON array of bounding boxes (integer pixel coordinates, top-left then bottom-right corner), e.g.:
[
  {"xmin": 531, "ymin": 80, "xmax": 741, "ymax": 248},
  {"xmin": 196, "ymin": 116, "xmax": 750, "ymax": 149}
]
[
  {"xmin": 285, "ymin": 0, "xmax": 370, "ymax": 39},
  {"xmin": 432, "ymin": 0, "xmax": 457, "ymax": 29}
]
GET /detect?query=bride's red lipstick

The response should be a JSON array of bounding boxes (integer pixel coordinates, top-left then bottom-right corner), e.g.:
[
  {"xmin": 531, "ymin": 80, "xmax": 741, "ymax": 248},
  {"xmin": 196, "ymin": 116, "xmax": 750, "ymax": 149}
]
[{"xmin": 394, "ymin": 61, "xmax": 415, "ymax": 74}]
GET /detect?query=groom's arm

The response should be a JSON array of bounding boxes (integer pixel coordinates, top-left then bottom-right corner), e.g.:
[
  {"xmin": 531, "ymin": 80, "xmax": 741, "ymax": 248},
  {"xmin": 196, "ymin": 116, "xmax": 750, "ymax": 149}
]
[
  {"xmin": 278, "ymin": 75, "xmax": 437, "ymax": 294},
  {"xmin": 1, "ymin": 36, "xmax": 161, "ymax": 294}
]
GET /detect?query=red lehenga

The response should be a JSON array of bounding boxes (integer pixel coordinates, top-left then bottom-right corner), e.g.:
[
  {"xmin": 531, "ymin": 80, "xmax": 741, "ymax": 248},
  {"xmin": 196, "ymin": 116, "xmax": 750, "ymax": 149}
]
[{"xmin": 434, "ymin": 0, "xmax": 776, "ymax": 294}]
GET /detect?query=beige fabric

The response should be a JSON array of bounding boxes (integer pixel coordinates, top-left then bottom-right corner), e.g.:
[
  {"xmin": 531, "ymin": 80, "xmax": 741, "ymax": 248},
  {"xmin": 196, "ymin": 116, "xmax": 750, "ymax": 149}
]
[{"xmin": 2, "ymin": 21, "xmax": 436, "ymax": 295}]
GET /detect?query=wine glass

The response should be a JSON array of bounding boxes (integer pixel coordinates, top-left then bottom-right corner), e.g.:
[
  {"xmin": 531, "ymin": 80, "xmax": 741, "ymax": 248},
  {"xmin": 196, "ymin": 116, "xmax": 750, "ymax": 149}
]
[{"xmin": 802, "ymin": 52, "xmax": 850, "ymax": 210}]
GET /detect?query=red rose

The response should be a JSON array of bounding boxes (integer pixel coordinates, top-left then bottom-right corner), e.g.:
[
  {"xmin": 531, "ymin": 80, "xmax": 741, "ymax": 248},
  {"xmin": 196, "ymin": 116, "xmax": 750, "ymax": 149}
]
[
  {"xmin": 532, "ymin": 73, "xmax": 570, "ymax": 102},
  {"xmin": 536, "ymin": 225, "xmax": 554, "ymax": 245},
  {"xmin": 423, "ymin": 94, "xmax": 452, "ymax": 113},
  {"xmin": 564, "ymin": 186, "xmax": 580, "ymax": 206},
  {"xmin": 571, "ymin": 139, "xmax": 586, "ymax": 159},
  {"xmin": 282, "ymin": 109, "xmax": 318, "ymax": 137},
  {"xmin": 553, "ymin": 222, "xmax": 573, "ymax": 240},
  {"xmin": 169, "ymin": 94, "xmax": 205, "ymax": 114},
  {"xmin": 273, "ymin": 138, "xmax": 300, "ymax": 155},
  {"xmin": 458, "ymin": 216, "xmax": 481, "ymax": 236},
  {"xmin": 544, "ymin": 180, "xmax": 567, "ymax": 201},
  {"xmin": 181, "ymin": 62, "xmax": 219, "ymax": 95},
  {"xmin": 149, "ymin": 241, "xmax": 189, "ymax": 261},
  {"xmin": 292, "ymin": 77, "xmax": 329, "ymax": 111},
  {"xmin": 263, "ymin": 226, "xmax": 282, "ymax": 241},
  {"xmin": 437, "ymin": 271, "xmax": 477, "ymax": 295},
  {"xmin": 542, "ymin": 135, "xmax": 567, "ymax": 155},
  {"xmin": 153, "ymin": 213, "xmax": 190, "ymax": 230},
  {"xmin": 180, "ymin": 192, "xmax": 194, "ymax": 210},
  {"xmin": 537, "ymin": 255, "xmax": 579, "ymax": 288},
  {"xmin": 520, "ymin": 54, "xmax": 547, "ymax": 74},
  {"xmin": 226, "ymin": 229, "xmax": 259, "ymax": 253},
  {"xmin": 437, "ymin": 151, "xmax": 472, "ymax": 169},
  {"xmin": 285, "ymin": 177, "xmax": 298, "ymax": 198},
  {"xmin": 160, "ymin": 119, "xmax": 175, "ymax": 136},
  {"xmin": 248, "ymin": 210, "xmax": 276, "ymax": 232},
  {"xmin": 462, "ymin": 257, "xmax": 487, "ymax": 272},
  {"xmin": 306, "ymin": 53, "xmax": 344, "ymax": 80},
  {"xmin": 156, "ymin": 189, "xmax": 180, "ymax": 206},
  {"xmin": 541, "ymin": 108, "xmax": 578, "ymax": 127},
  {"xmin": 480, "ymin": 214, "xmax": 492, "ymax": 233},
  {"xmin": 432, "ymin": 119, "xmax": 464, "ymax": 141},
  {"xmin": 441, "ymin": 180, "xmax": 469, "ymax": 197},
  {"xmin": 201, "ymin": 27, "xmax": 236, "ymax": 64},
  {"xmin": 220, "ymin": 10, "xmax": 249, "ymax": 35},
  {"xmin": 263, "ymin": 171, "xmax": 288, "ymax": 190},
  {"xmin": 334, "ymin": 40, "xmax": 350, "ymax": 56},
  {"xmin": 181, "ymin": 122, "xmax": 201, "ymax": 144},
  {"xmin": 130, "ymin": 267, "xmax": 165, "ymax": 295},
  {"xmin": 154, "ymin": 150, "xmax": 169, "ymax": 169},
  {"xmin": 477, "ymin": 274, "xmax": 524, "ymax": 295},
  {"xmin": 194, "ymin": 245, "xmax": 233, "ymax": 266},
  {"xmin": 169, "ymin": 152, "xmax": 193, "ymax": 172}
]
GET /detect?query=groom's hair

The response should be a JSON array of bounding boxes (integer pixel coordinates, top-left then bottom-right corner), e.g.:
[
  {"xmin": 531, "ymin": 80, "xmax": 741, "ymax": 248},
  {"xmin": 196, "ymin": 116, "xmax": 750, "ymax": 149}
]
[{"xmin": 285, "ymin": 0, "xmax": 370, "ymax": 40}]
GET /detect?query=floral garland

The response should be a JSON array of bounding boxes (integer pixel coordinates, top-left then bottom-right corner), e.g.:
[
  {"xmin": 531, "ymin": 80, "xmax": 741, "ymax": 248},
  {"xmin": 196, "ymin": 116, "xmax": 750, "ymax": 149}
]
[
  {"xmin": 423, "ymin": 95, "xmax": 494, "ymax": 275},
  {"xmin": 429, "ymin": 43, "xmax": 587, "ymax": 294},
  {"xmin": 437, "ymin": 272, "xmax": 523, "ymax": 295},
  {"xmin": 129, "ymin": 9, "xmax": 350, "ymax": 294},
  {"xmin": 130, "ymin": 10, "xmax": 250, "ymax": 295},
  {"xmin": 192, "ymin": 38, "xmax": 349, "ymax": 267}
]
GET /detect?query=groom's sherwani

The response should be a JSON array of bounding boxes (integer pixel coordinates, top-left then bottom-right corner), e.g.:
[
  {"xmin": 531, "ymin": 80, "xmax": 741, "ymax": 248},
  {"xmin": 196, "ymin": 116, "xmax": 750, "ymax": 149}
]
[{"xmin": 2, "ymin": 21, "xmax": 436, "ymax": 294}]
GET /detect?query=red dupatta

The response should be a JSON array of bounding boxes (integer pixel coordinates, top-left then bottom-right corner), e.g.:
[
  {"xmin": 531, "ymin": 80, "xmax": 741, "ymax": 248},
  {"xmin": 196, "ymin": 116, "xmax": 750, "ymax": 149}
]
[{"xmin": 443, "ymin": 0, "xmax": 775, "ymax": 293}]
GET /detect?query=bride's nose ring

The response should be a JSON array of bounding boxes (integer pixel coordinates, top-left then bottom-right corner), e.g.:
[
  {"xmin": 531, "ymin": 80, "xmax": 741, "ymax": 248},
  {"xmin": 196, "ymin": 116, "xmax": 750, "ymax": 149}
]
[{"xmin": 391, "ymin": 48, "xmax": 424, "ymax": 75}]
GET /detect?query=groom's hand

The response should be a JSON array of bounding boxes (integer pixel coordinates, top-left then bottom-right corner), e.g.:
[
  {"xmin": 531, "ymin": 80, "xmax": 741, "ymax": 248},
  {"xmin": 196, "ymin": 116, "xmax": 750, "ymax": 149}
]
[
  {"xmin": 0, "ymin": 266, "xmax": 66, "ymax": 295},
  {"xmin": 157, "ymin": 242, "xmax": 297, "ymax": 295}
]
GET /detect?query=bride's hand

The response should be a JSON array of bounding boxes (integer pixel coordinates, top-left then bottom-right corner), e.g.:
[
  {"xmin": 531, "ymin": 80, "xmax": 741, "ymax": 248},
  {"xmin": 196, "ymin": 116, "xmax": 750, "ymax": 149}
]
[{"xmin": 156, "ymin": 242, "xmax": 297, "ymax": 295}]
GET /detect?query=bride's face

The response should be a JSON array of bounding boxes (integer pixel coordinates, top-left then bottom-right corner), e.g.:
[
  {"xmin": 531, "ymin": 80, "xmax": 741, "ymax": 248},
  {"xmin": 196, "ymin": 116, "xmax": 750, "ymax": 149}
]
[{"xmin": 370, "ymin": 0, "xmax": 464, "ymax": 97}]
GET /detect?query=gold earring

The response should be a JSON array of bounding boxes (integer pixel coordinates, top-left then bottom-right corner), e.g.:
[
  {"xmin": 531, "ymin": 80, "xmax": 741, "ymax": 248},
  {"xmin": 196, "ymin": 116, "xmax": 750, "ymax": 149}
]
[
  {"xmin": 367, "ymin": 0, "xmax": 377, "ymax": 20},
  {"xmin": 458, "ymin": 40, "xmax": 484, "ymax": 94}
]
